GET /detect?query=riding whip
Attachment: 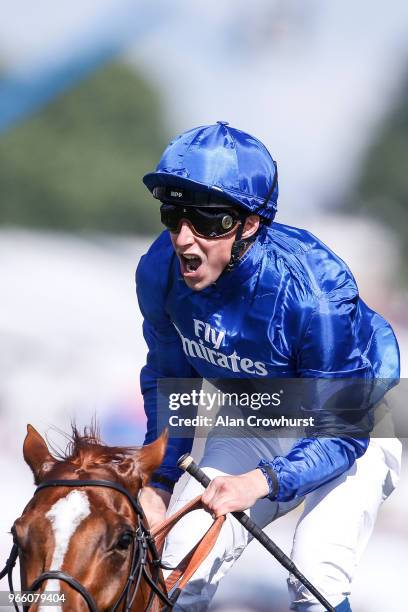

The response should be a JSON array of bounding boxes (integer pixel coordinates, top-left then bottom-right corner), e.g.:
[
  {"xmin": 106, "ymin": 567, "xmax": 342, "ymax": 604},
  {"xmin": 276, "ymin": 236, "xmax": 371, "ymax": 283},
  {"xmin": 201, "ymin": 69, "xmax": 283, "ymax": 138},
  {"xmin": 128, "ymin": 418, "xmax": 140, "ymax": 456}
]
[{"xmin": 177, "ymin": 454, "xmax": 335, "ymax": 612}]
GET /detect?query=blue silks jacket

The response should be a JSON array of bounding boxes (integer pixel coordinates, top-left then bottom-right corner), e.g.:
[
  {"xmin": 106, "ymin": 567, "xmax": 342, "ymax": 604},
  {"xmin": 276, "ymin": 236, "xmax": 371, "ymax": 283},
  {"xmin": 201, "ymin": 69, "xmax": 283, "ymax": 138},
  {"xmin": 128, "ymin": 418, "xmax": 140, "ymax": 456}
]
[{"xmin": 136, "ymin": 223, "xmax": 400, "ymax": 502}]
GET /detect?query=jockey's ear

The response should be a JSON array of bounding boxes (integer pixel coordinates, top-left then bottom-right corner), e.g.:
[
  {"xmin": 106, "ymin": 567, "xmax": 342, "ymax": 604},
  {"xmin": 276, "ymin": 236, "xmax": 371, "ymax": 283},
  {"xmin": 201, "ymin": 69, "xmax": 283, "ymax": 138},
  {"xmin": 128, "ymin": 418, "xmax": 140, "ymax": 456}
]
[
  {"xmin": 241, "ymin": 214, "xmax": 260, "ymax": 239},
  {"xmin": 23, "ymin": 424, "xmax": 56, "ymax": 484}
]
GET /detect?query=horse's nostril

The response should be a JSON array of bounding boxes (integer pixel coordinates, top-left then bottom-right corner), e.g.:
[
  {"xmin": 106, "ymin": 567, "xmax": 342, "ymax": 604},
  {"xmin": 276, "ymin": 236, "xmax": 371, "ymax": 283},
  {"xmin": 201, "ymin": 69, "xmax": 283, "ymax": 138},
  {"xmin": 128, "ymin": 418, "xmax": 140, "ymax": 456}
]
[
  {"xmin": 11, "ymin": 521, "xmax": 26, "ymax": 547},
  {"xmin": 10, "ymin": 527, "xmax": 17, "ymax": 545}
]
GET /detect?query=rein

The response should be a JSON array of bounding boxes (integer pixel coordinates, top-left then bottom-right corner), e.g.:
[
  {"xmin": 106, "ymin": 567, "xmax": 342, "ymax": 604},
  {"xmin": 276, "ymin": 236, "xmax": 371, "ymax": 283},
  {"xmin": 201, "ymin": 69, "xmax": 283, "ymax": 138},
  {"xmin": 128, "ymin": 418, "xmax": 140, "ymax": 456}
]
[{"xmin": 1, "ymin": 479, "xmax": 177, "ymax": 612}]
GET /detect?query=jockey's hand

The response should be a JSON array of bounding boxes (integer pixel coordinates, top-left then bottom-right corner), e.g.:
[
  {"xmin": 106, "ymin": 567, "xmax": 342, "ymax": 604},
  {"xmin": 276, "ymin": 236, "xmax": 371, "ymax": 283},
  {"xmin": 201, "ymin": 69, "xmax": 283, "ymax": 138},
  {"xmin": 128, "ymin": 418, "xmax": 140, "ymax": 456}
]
[
  {"xmin": 139, "ymin": 486, "xmax": 172, "ymax": 532},
  {"xmin": 201, "ymin": 469, "xmax": 269, "ymax": 517}
]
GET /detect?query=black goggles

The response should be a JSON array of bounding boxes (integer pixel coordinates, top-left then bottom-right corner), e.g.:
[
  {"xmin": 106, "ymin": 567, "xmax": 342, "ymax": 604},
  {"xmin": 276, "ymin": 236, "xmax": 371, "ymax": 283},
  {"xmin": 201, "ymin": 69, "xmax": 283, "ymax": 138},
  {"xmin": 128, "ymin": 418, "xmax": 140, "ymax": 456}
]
[{"xmin": 160, "ymin": 204, "xmax": 242, "ymax": 238}]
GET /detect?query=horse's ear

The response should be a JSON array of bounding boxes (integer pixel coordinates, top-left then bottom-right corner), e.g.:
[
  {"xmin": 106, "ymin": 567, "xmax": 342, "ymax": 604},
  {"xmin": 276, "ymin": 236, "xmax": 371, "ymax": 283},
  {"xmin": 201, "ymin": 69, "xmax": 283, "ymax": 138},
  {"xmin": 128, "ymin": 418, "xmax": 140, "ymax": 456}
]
[
  {"xmin": 107, "ymin": 430, "xmax": 168, "ymax": 494},
  {"xmin": 23, "ymin": 425, "xmax": 56, "ymax": 484},
  {"xmin": 138, "ymin": 430, "xmax": 168, "ymax": 486}
]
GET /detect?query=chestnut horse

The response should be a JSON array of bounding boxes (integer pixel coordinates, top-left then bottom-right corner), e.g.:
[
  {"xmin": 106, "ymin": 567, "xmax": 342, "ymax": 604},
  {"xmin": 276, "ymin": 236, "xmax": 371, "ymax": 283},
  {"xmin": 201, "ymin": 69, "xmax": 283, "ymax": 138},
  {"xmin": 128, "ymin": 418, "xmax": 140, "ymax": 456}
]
[{"xmin": 5, "ymin": 424, "xmax": 173, "ymax": 612}]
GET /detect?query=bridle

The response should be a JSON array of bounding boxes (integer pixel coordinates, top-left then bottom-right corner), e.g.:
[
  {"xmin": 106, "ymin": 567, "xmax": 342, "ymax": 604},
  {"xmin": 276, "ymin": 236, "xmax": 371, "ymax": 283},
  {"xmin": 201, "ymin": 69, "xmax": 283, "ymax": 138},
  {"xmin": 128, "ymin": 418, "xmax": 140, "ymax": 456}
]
[{"xmin": 1, "ymin": 479, "xmax": 177, "ymax": 612}]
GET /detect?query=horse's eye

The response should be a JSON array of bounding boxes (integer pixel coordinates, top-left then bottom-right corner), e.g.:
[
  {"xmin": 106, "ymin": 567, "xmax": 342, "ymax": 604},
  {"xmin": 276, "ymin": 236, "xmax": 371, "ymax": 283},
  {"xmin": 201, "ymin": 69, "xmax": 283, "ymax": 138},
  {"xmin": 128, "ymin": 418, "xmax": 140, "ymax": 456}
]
[{"xmin": 116, "ymin": 532, "xmax": 133, "ymax": 550}]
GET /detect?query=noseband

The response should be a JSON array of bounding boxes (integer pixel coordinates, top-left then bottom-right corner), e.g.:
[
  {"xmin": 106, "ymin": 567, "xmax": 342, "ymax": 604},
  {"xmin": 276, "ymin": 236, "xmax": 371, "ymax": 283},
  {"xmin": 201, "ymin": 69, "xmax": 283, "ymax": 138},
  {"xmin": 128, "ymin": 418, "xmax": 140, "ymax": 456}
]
[{"xmin": 1, "ymin": 479, "xmax": 176, "ymax": 612}]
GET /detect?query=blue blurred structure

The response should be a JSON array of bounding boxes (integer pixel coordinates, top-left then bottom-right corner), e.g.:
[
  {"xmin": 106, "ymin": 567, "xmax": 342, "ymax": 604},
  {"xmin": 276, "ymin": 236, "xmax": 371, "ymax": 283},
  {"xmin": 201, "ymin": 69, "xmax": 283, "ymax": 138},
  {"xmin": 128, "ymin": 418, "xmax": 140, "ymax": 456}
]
[{"xmin": 0, "ymin": 0, "xmax": 172, "ymax": 134}]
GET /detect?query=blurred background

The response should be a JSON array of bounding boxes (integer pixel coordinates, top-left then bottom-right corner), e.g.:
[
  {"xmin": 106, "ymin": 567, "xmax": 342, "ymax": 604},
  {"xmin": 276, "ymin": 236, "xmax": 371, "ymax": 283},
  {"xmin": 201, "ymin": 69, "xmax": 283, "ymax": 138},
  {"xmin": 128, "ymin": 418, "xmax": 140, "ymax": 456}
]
[{"xmin": 1, "ymin": 1, "xmax": 407, "ymax": 610}]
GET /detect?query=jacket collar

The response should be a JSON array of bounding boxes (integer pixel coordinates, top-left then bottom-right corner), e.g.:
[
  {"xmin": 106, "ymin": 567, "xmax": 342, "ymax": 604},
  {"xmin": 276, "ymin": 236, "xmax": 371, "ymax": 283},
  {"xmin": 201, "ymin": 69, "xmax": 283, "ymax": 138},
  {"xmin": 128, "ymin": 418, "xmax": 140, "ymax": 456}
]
[{"xmin": 202, "ymin": 226, "xmax": 267, "ymax": 296}]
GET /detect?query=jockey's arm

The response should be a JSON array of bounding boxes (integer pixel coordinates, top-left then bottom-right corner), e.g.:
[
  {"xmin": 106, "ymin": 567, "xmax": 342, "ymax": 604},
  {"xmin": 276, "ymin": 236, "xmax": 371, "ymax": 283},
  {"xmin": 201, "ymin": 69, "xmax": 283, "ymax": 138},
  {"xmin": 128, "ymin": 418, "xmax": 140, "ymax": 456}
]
[
  {"xmin": 200, "ymin": 437, "xmax": 368, "ymax": 517},
  {"xmin": 203, "ymin": 292, "xmax": 390, "ymax": 517}
]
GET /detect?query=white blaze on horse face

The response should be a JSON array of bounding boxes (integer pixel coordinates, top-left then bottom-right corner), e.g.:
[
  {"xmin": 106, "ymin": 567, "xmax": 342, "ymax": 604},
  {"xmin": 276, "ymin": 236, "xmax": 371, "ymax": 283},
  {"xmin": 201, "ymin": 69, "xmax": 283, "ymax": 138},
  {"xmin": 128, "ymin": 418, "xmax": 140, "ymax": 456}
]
[{"xmin": 39, "ymin": 490, "xmax": 91, "ymax": 611}]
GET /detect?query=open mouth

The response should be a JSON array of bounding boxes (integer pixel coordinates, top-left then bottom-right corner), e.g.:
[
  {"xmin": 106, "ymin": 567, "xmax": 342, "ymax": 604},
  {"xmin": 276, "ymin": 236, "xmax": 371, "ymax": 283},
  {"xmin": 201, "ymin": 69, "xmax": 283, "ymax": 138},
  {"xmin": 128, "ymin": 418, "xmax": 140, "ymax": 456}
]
[{"xmin": 180, "ymin": 253, "xmax": 202, "ymax": 274}]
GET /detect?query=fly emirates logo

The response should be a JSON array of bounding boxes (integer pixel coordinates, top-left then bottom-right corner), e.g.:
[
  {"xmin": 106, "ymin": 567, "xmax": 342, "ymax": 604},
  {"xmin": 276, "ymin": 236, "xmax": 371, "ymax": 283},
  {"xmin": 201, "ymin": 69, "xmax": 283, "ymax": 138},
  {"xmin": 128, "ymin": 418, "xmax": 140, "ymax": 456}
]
[{"xmin": 173, "ymin": 318, "xmax": 268, "ymax": 376}]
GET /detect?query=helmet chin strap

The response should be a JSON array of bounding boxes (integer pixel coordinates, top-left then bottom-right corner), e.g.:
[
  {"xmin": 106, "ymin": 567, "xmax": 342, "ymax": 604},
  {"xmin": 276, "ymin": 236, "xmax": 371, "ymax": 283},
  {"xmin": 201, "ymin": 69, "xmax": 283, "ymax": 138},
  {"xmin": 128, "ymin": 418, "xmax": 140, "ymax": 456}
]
[{"xmin": 226, "ymin": 222, "xmax": 252, "ymax": 272}]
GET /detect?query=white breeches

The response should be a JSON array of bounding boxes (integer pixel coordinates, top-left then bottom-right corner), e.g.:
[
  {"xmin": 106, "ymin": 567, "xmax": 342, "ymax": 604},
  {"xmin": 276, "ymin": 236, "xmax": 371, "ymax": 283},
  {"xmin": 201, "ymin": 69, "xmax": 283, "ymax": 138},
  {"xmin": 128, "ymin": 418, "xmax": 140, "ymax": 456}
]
[{"xmin": 162, "ymin": 435, "xmax": 401, "ymax": 611}]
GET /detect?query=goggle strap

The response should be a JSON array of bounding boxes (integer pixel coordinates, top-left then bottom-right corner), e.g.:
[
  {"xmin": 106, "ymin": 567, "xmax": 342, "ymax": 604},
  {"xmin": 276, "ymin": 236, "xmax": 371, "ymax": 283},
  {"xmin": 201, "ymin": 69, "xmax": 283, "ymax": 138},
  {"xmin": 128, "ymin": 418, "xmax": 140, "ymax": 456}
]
[{"xmin": 226, "ymin": 223, "xmax": 245, "ymax": 272}]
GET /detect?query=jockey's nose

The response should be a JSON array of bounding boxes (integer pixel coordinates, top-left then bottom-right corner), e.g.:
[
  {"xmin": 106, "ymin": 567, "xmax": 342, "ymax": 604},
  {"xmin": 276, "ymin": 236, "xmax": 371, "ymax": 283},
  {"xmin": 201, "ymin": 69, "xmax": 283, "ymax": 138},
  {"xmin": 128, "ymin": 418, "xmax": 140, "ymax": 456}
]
[{"xmin": 174, "ymin": 220, "xmax": 196, "ymax": 248}]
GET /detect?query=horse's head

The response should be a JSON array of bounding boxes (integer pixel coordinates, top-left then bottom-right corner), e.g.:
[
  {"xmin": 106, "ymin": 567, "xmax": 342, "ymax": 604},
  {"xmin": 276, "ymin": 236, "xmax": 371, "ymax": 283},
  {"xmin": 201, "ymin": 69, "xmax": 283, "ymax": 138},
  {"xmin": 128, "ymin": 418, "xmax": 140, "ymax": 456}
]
[{"xmin": 13, "ymin": 424, "xmax": 167, "ymax": 611}]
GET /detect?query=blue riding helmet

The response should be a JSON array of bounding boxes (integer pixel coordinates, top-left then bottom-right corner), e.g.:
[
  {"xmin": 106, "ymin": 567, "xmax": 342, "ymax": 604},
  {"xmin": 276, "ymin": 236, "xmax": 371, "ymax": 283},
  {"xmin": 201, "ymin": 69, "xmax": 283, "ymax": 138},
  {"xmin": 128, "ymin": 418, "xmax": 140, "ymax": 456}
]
[{"xmin": 143, "ymin": 121, "xmax": 279, "ymax": 222}]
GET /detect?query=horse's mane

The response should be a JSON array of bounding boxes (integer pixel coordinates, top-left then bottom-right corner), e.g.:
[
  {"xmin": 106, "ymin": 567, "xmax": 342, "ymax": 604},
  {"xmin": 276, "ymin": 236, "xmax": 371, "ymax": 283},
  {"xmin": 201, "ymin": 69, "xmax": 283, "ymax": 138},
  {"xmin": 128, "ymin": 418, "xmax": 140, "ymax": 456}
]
[{"xmin": 48, "ymin": 422, "xmax": 139, "ymax": 465}]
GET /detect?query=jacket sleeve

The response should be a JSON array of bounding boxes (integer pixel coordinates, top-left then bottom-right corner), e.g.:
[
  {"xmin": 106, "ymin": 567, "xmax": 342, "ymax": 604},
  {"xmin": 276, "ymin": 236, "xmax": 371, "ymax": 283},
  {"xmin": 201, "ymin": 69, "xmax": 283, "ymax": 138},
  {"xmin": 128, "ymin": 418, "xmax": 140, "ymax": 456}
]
[
  {"xmin": 263, "ymin": 288, "xmax": 399, "ymax": 502},
  {"xmin": 136, "ymin": 236, "xmax": 197, "ymax": 492}
]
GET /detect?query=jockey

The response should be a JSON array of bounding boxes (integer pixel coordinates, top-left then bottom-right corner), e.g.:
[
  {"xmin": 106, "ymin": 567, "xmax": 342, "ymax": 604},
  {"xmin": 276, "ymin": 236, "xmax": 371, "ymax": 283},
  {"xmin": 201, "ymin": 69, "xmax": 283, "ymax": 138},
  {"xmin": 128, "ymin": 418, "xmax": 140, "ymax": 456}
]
[{"xmin": 136, "ymin": 121, "xmax": 401, "ymax": 611}]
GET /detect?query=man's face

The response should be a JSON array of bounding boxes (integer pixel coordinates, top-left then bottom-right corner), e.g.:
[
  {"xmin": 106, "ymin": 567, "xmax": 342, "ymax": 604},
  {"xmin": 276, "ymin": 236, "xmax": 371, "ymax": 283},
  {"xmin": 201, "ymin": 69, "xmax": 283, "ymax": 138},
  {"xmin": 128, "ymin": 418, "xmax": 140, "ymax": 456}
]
[
  {"xmin": 168, "ymin": 213, "xmax": 260, "ymax": 291},
  {"xmin": 170, "ymin": 221, "xmax": 238, "ymax": 291}
]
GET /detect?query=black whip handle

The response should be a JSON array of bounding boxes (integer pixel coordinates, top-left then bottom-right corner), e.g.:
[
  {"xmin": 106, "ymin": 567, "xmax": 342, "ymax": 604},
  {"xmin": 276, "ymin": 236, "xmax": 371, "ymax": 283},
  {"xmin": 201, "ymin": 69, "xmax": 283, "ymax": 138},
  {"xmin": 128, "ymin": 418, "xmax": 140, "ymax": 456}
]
[{"xmin": 177, "ymin": 454, "xmax": 335, "ymax": 612}]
